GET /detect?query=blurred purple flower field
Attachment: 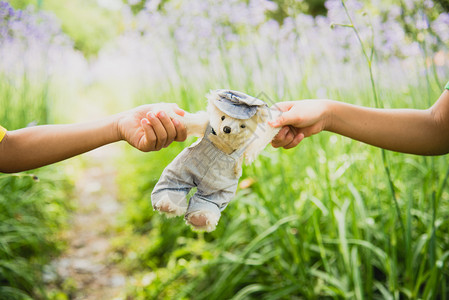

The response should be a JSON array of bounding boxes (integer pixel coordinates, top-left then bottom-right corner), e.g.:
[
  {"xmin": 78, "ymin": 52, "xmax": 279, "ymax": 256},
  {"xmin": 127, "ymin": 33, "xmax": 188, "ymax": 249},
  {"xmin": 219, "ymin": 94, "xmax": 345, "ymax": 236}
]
[
  {"xmin": 0, "ymin": 2, "xmax": 85, "ymax": 88},
  {"xmin": 1, "ymin": 0, "xmax": 448, "ymax": 107}
]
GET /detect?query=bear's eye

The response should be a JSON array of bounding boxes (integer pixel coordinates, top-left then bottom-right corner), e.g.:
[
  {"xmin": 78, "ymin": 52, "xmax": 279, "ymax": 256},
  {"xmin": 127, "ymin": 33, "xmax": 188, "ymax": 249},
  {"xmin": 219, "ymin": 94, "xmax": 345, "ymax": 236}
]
[
  {"xmin": 221, "ymin": 116, "xmax": 225, "ymax": 121},
  {"xmin": 240, "ymin": 124, "xmax": 246, "ymax": 129}
]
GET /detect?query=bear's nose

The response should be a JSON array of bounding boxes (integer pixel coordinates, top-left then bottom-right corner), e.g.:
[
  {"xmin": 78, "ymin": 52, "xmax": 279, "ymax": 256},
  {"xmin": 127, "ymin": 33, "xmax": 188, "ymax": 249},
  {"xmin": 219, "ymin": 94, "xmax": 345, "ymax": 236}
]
[{"xmin": 223, "ymin": 126, "xmax": 231, "ymax": 134}]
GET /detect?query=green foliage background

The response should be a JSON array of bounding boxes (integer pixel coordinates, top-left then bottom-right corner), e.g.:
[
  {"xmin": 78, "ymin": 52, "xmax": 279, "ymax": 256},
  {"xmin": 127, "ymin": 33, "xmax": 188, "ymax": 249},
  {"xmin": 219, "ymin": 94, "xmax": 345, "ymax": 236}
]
[
  {"xmin": 0, "ymin": 76, "xmax": 73, "ymax": 299},
  {"xmin": 112, "ymin": 80, "xmax": 449, "ymax": 299}
]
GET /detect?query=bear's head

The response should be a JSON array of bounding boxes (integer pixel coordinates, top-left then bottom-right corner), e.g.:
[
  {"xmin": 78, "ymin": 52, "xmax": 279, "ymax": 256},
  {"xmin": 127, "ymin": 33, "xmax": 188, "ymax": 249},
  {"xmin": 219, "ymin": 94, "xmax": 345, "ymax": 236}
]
[{"xmin": 207, "ymin": 90, "xmax": 269, "ymax": 153}]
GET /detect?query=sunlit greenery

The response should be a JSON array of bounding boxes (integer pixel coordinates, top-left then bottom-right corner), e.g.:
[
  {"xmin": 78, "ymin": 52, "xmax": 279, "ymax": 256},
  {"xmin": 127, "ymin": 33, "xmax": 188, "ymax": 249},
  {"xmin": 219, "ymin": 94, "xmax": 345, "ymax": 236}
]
[
  {"xmin": 113, "ymin": 82, "xmax": 449, "ymax": 299},
  {"xmin": 0, "ymin": 75, "xmax": 73, "ymax": 299}
]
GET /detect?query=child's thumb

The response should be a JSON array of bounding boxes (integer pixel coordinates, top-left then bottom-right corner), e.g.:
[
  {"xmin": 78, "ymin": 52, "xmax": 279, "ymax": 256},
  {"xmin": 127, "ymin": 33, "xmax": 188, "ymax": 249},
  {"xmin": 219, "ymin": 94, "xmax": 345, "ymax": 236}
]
[
  {"xmin": 269, "ymin": 111, "xmax": 296, "ymax": 128},
  {"xmin": 172, "ymin": 104, "xmax": 186, "ymax": 116}
]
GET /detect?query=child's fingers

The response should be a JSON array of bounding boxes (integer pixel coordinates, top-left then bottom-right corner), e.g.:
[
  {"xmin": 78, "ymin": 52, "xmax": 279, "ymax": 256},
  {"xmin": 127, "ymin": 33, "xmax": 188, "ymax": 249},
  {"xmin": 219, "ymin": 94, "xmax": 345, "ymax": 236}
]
[
  {"xmin": 156, "ymin": 111, "xmax": 177, "ymax": 148},
  {"xmin": 172, "ymin": 104, "xmax": 186, "ymax": 117},
  {"xmin": 271, "ymin": 101, "xmax": 294, "ymax": 112},
  {"xmin": 173, "ymin": 119, "xmax": 187, "ymax": 142},
  {"xmin": 147, "ymin": 112, "xmax": 166, "ymax": 150},
  {"xmin": 283, "ymin": 130, "xmax": 295, "ymax": 146},
  {"xmin": 269, "ymin": 110, "xmax": 298, "ymax": 128},
  {"xmin": 141, "ymin": 118, "xmax": 157, "ymax": 151},
  {"xmin": 283, "ymin": 132, "xmax": 304, "ymax": 149},
  {"xmin": 271, "ymin": 127, "xmax": 295, "ymax": 148},
  {"xmin": 271, "ymin": 126, "xmax": 289, "ymax": 148}
]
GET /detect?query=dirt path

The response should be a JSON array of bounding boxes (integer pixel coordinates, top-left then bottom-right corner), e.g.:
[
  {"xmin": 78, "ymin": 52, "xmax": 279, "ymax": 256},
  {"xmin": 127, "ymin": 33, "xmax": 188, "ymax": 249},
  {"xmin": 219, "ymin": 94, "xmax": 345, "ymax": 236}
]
[{"xmin": 51, "ymin": 144, "xmax": 127, "ymax": 299}]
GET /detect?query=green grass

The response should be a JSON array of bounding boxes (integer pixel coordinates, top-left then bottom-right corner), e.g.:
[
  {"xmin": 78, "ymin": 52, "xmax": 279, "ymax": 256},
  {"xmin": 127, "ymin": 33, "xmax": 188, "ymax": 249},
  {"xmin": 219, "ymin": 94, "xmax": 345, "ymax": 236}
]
[
  {"xmin": 103, "ymin": 16, "xmax": 449, "ymax": 296},
  {"xmin": 0, "ymin": 171, "xmax": 73, "ymax": 299},
  {"xmin": 0, "ymin": 75, "xmax": 52, "ymax": 130},
  {"xmin": 112, "ymin": 82, "xmax": 449, "ymax": 299},
  {"xmin": 0, "ymin": 75, "xmax": 74, "ymax": 299},
  {"xmin": 106, "ymin": 12, "xmax": 448, "ymax": 297}
]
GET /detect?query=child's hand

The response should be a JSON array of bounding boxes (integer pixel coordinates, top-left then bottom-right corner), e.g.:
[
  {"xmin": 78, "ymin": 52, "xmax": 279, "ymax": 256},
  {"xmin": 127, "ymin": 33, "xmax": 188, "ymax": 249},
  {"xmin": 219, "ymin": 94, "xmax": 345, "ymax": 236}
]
[
  {"xmin": 270, "ymin": 125, "xmax": 304, "ymax": 149},
  {"xmin": 116, "ymin": 104, "xmax": 187, "ymax": 152},
  {"xmin": 269, "ymin": 100, "xmax": 330, "ymax": 149}
]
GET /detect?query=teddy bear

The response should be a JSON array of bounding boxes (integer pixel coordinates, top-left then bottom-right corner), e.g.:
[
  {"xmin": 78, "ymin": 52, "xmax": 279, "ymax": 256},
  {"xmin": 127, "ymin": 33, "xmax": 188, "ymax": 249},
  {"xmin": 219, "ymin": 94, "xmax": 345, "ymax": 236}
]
[{"xmin": 150, "ymin": 89, "xmax": 281, "ymax": 232}]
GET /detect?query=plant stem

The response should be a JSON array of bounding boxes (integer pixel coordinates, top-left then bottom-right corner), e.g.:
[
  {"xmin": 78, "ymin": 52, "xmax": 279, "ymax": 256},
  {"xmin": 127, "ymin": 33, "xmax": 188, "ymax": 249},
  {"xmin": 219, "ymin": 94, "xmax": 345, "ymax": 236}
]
[{"xmin": 340, "ymin": 0, "xmax": 405, "ymax": 235}]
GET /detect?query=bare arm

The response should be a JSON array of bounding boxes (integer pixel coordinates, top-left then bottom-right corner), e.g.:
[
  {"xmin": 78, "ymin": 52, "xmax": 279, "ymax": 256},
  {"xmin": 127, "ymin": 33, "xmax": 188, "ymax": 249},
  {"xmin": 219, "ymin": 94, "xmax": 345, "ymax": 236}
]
[
  {"xmin": 0, "ymin": 104, "xmax": 187, "ymax": 173},
  {"xmin": 270, "ymin": 90, "xmax": 449, "ymax": 155}
]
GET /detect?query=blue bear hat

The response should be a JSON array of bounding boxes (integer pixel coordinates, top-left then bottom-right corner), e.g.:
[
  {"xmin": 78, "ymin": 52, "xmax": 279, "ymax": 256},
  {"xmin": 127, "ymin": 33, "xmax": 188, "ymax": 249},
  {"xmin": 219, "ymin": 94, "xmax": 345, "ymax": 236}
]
[{"xmin": 213, "ymin": 89, "xmax": 268, "ymax": 120}]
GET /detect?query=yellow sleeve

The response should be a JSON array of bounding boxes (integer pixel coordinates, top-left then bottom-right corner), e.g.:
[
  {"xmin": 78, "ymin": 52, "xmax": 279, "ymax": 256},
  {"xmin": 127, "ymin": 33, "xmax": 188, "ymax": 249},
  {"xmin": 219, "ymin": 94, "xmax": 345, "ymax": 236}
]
[{"xmin": 0, "ymin": 125, "xmax": 6, "ymax": 143}]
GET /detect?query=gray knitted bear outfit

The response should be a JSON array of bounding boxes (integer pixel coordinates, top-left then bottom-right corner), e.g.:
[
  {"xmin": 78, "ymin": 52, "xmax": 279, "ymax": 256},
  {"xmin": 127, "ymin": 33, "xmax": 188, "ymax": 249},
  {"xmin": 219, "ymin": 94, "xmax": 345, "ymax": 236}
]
[
  {"xmin": 151, "ymin": 89, "xmax": 268, "ymax": 223},
  {"xmin": 151, "ymin": 123, "xmax": 246, "ymax": 219}
]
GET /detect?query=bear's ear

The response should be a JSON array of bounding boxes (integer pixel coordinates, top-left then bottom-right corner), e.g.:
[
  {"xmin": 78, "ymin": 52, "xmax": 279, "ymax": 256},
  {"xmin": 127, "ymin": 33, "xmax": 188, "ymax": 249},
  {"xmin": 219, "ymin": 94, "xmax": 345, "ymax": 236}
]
[
  {"xmin": 206, "ymin": 90, "xmax": 219, "ymax": 114},
  {"xmin": 206, "ymin": 90, "xmax": 219, "ymax": 105},
  {"xmin": 206, "ymin": 97, "xmax": 220, "ymax": 117}
]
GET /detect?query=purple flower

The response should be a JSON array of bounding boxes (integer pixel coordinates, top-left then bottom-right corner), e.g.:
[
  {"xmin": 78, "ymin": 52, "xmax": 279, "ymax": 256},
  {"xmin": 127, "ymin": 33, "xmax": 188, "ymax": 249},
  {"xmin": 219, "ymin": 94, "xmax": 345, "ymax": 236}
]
[
  {"xmin": 85, "ymin": 0, "xmax": 449, "ymax": 99},
  {"xmin": 0, "ymin": 1, "xmax": 85, "ymax": 88}
]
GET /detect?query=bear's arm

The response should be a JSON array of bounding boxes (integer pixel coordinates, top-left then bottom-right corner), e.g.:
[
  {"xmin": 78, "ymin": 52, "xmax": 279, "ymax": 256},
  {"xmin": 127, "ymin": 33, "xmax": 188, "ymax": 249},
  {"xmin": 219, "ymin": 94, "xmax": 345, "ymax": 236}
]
[
  {"xmin": 179, "ymin": 111, "xmax": 209, "ymax": 137},
  {"xmin": 243, "ymin": 108, "xmax": 282, "ymax": 164},
  {"xmin": 151, "ymin": 103, "xmax": 209, "ymax": 138}
]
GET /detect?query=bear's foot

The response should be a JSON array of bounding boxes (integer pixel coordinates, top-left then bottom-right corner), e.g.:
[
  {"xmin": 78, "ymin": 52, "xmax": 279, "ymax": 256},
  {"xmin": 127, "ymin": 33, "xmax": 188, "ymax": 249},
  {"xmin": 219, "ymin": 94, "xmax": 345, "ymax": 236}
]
[
  {"xmin": 153, "ymin": 195, "xmax": 187, "ymax": 218},
  {"xmin": 185, "ymin": 210, "xmax": 220, "ymax": 232}
]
